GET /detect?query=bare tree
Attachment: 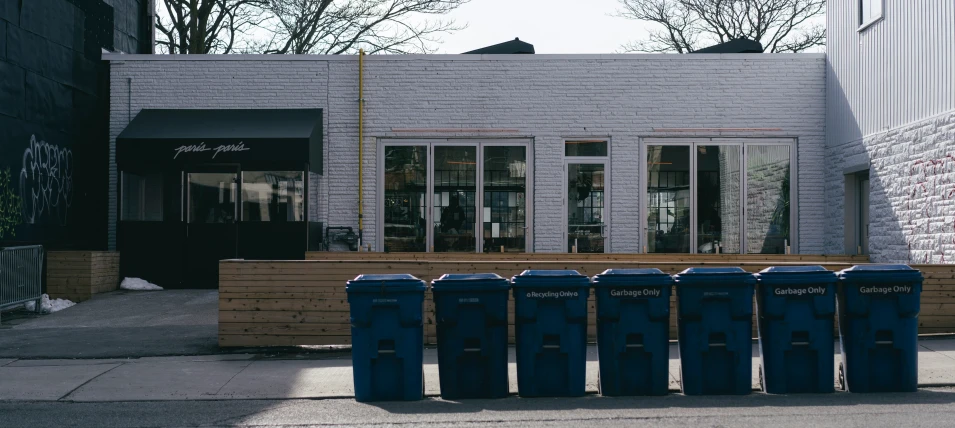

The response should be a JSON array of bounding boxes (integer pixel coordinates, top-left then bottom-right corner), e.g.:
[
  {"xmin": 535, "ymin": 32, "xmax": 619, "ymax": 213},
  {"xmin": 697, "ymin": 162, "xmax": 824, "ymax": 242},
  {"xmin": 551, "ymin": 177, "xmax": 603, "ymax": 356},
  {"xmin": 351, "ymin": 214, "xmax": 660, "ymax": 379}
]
[
  {"xmin": 615, "ymin": 0, "xmax": 825, "ymax": 53},
  {"xmin": 257, "ymin": 0, "xmax": 468, "ymax": 54},
  {"xmin": 155, "ymin": 0, "xmax": 269, "ymax": 54}
]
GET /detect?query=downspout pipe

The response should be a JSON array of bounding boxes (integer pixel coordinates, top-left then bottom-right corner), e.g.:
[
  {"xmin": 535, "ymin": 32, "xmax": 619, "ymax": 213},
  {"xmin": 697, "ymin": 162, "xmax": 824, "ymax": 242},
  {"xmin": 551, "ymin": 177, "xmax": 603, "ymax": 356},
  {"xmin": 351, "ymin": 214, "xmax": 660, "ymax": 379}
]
[{"xmin": 357, "ymin": 50, "xmax": 365, "ymax": 251}]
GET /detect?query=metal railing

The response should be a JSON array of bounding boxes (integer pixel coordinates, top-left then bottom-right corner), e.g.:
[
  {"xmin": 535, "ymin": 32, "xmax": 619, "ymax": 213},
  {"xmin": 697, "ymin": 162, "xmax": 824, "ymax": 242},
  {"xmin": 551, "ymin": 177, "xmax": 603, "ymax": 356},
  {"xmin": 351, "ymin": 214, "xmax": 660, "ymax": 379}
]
[{"xmin": 0, "ymin": 245, "xmax": 44, "ymax": 320}]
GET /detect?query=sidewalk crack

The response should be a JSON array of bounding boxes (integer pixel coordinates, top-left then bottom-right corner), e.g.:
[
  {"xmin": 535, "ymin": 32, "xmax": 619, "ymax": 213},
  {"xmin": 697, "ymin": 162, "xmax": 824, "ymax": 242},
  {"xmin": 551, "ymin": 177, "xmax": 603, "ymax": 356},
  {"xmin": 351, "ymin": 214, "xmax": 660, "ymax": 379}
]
[
  {"xmin": 212, "ymin": 359, "xmax": 257, "ymax": 396},
  {"xmin": 57, "ymin": 362, "xmax": 126, "ymax": 401},
  {"xmin": 0, "ymin": 359, "xmax": 17, "ymax": 367}
]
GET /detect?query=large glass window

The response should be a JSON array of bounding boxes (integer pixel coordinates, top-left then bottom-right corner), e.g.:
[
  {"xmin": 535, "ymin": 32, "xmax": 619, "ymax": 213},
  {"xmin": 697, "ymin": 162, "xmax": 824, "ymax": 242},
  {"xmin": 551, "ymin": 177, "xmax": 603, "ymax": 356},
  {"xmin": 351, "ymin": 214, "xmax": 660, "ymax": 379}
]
[
  {"xmin": 645, "ymin": 140, "xmax": 793, "ymax": 254},
  {"xmin": 646, "ymin": 146, "xmax": 690, "ymax": 253},
  {"xmin": 484, "ymin": 146, "xmax": 526, "ymax": 252},
  {"xmin": 188, "ymin": 173, "xmax": 237, "ymax": 224},
  {"xmin": 433, "ymin": 146, "xmax": 477, "ymax": 252},
  {"xmin": 697, "ymin": 145, "xmax": 741, "ymax": 254},
  {"xmin": 241, "ymin": 171, "xmax": 304, "ymax": 222},
  {"xmin": 381, "ymin": 141, "xmax": 530, "ymax": 252},
  {"xmin": 383, "ymin": 146, "xmax": 428, "ymax": 252},
  {"xmin": 746, "ymin": 145, "xmax": 791, "ymax": 254},
  {"xmin": 122, "ymin": 172, "xmax": 163, "ymax": 221}
]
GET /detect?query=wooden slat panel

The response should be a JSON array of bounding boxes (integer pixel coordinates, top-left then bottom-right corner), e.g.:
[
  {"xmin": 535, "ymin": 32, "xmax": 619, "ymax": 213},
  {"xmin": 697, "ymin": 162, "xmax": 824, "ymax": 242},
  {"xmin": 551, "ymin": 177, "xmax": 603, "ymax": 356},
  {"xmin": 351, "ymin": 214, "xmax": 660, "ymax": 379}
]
[{"xmin": 218, "ymin": 259, "xmax": 954, "ymax": 348}]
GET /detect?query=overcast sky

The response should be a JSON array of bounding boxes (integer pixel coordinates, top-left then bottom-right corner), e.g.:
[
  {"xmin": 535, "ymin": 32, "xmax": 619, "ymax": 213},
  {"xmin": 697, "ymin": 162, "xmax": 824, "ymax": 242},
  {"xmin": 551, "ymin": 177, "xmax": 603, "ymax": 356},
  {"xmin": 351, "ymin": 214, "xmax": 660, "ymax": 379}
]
[{"xmin": 423, "ymin": 0, "xmax": 650, "ymax": 54}]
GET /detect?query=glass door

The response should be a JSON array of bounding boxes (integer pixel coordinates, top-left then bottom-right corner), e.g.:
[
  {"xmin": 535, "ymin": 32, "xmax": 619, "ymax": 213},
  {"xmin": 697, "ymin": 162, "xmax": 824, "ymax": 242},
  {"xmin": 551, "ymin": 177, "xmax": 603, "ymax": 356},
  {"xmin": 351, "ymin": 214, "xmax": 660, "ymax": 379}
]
[
  {"xmin": 185, "ymin": 169, "xmax": 238, "ymax": 288},
  {"xmin": 566, "ymin": 162, "xmax": 607, "ymax": 253},
  {"xmin": 432, "ymin": 145, "xmax": 478, "ymax": 252}
]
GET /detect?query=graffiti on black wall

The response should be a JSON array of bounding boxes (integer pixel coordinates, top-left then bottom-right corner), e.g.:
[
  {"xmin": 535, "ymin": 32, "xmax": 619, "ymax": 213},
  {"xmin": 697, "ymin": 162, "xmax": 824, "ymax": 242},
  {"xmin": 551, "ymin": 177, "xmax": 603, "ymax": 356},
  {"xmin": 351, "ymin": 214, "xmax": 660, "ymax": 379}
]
[{"xmin": 19, "ymin": 135, "xmax": 74, "ymax": 226}]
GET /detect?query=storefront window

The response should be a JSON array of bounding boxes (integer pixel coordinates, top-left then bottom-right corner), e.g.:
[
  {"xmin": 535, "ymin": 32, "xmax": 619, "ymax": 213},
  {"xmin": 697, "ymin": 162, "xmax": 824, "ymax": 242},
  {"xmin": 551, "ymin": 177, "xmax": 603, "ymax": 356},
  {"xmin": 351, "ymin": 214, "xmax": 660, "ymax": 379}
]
[
  {"xmin": 384, "ymin": 146, "xmax": 428, "ymax": 252},
  {"xmin": 746, "ymin": 145, "xmax": 791, "ymax": 254},
  {"xmin": 122, "ymin": 172, "xmax": 163, "ymax": 221},
  {"xmin": 484, "ymin": 146, "xmax": 526, "ymax": 252},
  {"xmin": 241, "ymin": 171, "xmax": 305, "ymax": 222},
  {"xmin": 645, "ymin": 139, "xmax": 794, "ymax": 253}
]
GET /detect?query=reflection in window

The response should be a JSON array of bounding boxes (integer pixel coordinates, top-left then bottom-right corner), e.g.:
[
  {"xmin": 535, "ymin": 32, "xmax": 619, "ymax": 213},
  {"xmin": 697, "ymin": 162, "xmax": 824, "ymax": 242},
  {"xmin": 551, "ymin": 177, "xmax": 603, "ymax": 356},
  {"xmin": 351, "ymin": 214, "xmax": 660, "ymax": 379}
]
[
  {"xmin": 484, "ymin": 146, "xmax": 526, "ymax": 252},
  {"xmin": 383, "ymin": 146, "xmax": 427, "ymax": 252},
  {"xmin": 241, "ymin": 171, "xmax": 304, "ymax": 222},
  {"xmin": 188, "ymin": 173, "xmax": 236, "ymax": 224},
  {"xmin": 567, "ymin": 163, "xmax": 605, "ymax": 253},
  {"xmin": 565, "ymin": 140, "xmax": 608, "ymax": 157},
  {"xmin": 746, "ymin": 146, "xmax": 791, "ymax": 254},
  {"xmin": 697, "ymin": 145, "xmax": 741, "ymax": 254},
  {"xmin": 433, "ymin": 146, "xmax": 476, "ymax": 252},
  {"xmin": 122, "ymin": 172, "xmax": 163, "ymax": 221},
  {"xmin": 646, "ymin": 146, "xmax": 690, "ymax": 253}
]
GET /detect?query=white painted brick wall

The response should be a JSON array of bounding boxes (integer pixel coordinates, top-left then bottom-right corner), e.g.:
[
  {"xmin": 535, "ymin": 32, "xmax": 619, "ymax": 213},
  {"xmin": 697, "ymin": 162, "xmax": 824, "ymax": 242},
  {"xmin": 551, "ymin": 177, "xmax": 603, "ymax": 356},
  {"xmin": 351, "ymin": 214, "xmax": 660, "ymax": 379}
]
[
  {"xmin": 108, "ymin": 54, "xmax": 826, "ymax": 254},
  {"xmin": 825, "ymin": 110, "xmax": 955, "ymax": 263}
]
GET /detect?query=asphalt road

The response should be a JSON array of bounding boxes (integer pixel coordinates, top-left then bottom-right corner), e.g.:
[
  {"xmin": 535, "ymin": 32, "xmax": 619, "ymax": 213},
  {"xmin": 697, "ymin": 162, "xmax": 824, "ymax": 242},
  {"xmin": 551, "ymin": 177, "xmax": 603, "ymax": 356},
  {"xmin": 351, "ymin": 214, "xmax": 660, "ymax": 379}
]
[{"xmin": 3, "ymin": 388, "xmax": 955, "ymax": 428}]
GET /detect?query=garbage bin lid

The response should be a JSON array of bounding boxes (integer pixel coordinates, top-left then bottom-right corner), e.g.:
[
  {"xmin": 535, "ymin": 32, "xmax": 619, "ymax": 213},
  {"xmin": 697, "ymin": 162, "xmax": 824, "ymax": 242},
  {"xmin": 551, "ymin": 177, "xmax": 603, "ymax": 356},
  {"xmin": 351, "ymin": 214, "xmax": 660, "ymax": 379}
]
[
  {"xmin": 431, "ymin": 273, "xmax": 510, "ymax": 291},
  {"xmin": 756, "ymin": 265, "xmax": 836, "ymax": 285},
  {"xmin": 346, "ymin": 274, "xmax": 427, "ymax": 292},
  {"xmin": 511, "ymin": 270, "xmax": 590, "ymax": 287},
  {"xmin": 838, "ymin": 264, "xmax": 923, "ymax": 283},
  {"xmin": 592, "ymin": 268, "xmax": 674, "ymax": 287},
  {"xmin": 673, "ymin": 267, "xmax": 757, "ymax": 286}
]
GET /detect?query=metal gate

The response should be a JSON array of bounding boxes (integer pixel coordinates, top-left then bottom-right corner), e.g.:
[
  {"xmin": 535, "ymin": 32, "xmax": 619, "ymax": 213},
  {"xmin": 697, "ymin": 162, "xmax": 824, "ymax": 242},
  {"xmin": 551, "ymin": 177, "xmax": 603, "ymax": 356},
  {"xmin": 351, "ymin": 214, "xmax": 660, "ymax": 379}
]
[{"xmin": 0, "ymin": 245, "xmax": 44, "ymax": 319}]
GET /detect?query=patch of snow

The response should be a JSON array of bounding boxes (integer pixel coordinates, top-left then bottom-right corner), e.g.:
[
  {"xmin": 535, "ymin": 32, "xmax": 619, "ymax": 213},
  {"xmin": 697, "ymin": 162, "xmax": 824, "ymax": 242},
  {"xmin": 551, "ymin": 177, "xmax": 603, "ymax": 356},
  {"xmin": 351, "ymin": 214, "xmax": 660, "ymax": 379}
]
[
  {"xmin": 120, "ymin": 277, "xmax": 163, "ymax": 291},
  {"xmin": 24, "ymin": 294, "xmax": 76, "ymax": 314}
]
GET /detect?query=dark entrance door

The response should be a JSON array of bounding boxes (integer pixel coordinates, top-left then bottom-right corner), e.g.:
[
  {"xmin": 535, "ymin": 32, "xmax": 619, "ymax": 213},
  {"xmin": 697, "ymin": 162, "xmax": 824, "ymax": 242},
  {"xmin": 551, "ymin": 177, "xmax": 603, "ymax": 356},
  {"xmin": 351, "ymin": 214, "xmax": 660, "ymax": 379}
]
[{"xmin": 186, "ymin": 167, "xmax": 239, "ymax": 288}]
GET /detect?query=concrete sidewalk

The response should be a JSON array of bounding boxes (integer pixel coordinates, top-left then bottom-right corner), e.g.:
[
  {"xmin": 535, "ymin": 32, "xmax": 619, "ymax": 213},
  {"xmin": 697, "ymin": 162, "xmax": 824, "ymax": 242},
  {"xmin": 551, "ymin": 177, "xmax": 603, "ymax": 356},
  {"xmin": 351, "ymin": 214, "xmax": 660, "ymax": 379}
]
[{"xmin": 2, "ymin": 338, "xmax": 954, "ymax": 402}]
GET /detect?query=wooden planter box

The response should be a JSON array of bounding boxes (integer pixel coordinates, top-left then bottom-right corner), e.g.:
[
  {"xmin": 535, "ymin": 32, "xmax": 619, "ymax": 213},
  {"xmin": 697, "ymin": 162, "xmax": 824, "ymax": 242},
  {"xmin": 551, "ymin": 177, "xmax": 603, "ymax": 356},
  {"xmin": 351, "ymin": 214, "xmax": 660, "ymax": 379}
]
[{"xmin": 47, "ymin": 251, "xmax": 121, "ymax": 302}]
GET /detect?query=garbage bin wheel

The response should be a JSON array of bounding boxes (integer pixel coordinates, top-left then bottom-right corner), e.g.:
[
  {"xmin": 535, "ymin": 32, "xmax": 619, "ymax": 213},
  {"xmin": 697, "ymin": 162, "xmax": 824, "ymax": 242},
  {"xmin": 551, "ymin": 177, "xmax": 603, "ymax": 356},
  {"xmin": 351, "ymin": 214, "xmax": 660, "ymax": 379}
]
[
  {"xmin": 422, "ymin": 370, "xmax": 426, "ymax": 397},
  {"xmin": 838, "ymin": 362, "xmax": 846, "ymax": 391}
]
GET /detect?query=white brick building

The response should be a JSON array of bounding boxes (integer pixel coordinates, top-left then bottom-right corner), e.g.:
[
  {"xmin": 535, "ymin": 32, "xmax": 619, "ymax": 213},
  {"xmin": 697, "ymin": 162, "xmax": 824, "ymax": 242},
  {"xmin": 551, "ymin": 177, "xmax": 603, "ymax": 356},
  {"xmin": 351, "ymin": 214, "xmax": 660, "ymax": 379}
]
[{"xmin": 105, "ymin": 53, "xmax": 827, "ymax": 283}]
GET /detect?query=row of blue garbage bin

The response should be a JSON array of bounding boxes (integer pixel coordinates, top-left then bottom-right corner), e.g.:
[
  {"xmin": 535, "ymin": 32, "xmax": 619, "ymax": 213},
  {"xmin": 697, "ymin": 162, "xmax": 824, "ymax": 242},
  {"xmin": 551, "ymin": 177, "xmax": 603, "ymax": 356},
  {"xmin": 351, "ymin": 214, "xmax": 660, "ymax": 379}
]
[{"xmin": 345, "ymin": 265, "xmax": 923, "ymax": 402}]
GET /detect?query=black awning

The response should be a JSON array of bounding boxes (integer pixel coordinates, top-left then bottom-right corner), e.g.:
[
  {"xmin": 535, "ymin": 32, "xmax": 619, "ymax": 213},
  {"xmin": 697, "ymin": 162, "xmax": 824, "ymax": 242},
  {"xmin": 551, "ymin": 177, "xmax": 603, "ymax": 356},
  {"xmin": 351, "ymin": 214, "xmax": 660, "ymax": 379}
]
[{"xmin": 117, "ymin": 109, "xmax": 323, "ymax": 173}]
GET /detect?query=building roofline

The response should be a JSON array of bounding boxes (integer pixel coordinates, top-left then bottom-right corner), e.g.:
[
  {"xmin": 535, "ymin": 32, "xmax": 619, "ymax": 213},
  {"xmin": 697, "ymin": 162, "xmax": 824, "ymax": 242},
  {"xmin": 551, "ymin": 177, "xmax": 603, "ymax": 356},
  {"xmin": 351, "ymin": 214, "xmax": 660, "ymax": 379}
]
[{"xmin": 102, "ymin": 52, "xmax": 825, "ymax": 62}]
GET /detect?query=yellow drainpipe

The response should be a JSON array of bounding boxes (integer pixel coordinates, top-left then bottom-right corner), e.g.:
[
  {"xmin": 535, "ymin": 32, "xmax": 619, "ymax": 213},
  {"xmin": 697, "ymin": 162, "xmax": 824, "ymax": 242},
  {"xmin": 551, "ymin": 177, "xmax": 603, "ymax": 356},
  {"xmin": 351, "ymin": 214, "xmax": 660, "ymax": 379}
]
[{"xmin": 357, "ymin": 49, "xmax": 365, "ymax": 250}]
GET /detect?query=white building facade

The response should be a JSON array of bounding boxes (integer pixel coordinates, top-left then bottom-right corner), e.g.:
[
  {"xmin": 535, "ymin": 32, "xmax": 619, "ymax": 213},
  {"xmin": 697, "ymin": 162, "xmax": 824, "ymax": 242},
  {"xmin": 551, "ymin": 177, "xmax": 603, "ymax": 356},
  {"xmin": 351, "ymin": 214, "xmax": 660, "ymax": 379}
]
[
  {"xmin": 106, "ymin": 53, "xmax": 827, "ymax": 260},
  {"xmin": 826, "ymin": 1, "xmax": 955, "ymax": 263}
]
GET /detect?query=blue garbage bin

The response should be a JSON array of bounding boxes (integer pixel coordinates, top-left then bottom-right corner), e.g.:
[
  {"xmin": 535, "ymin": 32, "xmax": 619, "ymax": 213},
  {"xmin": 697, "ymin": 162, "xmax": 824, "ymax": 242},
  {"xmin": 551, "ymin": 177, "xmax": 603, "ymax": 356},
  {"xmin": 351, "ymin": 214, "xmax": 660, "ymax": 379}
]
[
  {"xmin": 755, "ymin": 266, "xmax": 837, "ymax": 394},
  {"xmin": 511, "ymin": 270, "xmax": 591, "ymax": 397},
  {"xmin": 592, "ymin": 268, "xmax": 673, "ymax": 396},
  {"xmin": 837, "ymin": 264, "xmax": 923, "ymax": 393},
  {"xmin": 346, "ymin": 273, "xmax": 427, "ymax": 402},
  {"xmin": 431, "ymin": 273, "xmax": 510, "ymax": 399},
  {"xmin": 674, "ymin": 267, "xmax": 757, "ymax": 395}
]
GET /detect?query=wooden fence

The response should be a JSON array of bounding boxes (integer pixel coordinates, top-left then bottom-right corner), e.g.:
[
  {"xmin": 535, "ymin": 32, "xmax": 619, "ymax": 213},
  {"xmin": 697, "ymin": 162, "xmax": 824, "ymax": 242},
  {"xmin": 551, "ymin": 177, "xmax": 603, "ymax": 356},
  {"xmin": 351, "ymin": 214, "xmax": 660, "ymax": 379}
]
[{"xmin": 219, "ymin": 257, "xmax": 954, "ymax": 348}]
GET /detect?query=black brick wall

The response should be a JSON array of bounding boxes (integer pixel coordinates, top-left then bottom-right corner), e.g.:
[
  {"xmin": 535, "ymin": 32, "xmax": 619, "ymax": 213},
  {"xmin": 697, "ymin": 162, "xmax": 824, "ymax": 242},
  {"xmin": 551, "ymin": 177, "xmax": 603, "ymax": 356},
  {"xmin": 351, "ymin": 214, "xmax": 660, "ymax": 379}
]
[{"xmin": 0, "ymin": 0, "xmax": 149, "ymax": 249}]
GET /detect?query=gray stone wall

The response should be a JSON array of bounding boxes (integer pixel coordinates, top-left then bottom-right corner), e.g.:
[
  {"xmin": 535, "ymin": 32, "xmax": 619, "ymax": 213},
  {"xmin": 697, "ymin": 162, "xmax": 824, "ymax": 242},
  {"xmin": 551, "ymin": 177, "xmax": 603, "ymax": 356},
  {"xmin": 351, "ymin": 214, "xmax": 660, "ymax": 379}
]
[{"xmin": 825, "ymin": 110, "xmax": 955, "ymax": 263}]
